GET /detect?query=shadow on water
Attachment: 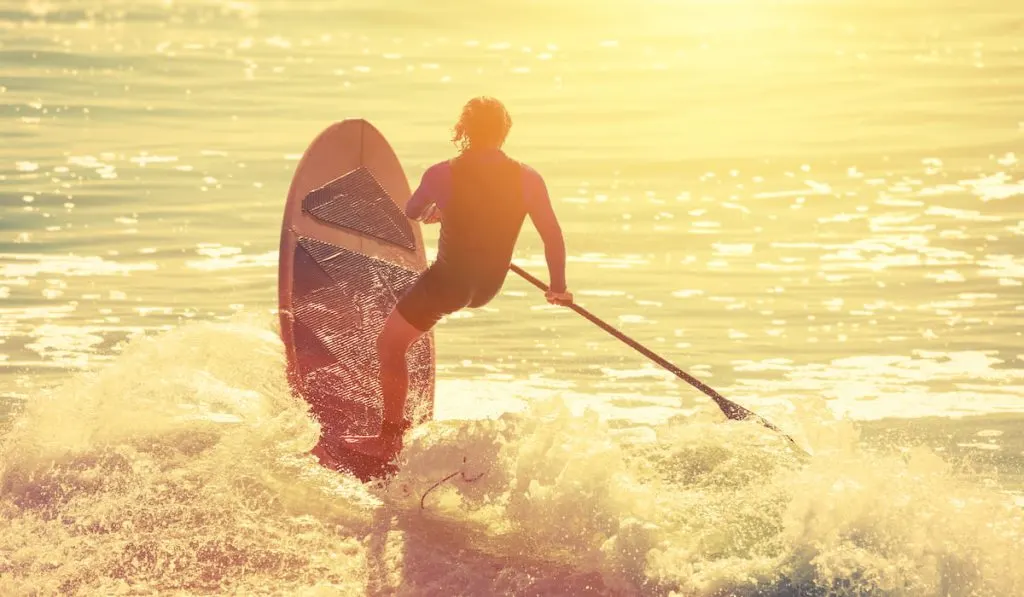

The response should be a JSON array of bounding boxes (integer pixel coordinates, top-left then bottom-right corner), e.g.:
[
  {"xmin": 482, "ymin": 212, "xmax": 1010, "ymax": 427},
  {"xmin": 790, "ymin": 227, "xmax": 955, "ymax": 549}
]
[{"xmin": 365, "ymin": 507, "xmax": 621, "ymax": 596}]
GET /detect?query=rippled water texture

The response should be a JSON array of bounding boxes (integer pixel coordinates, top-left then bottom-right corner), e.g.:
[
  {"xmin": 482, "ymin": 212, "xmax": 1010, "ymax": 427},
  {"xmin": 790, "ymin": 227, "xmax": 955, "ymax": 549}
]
[{"xmin": 2, "ymin": 0, "xmax": 1023, "ymax": 595}]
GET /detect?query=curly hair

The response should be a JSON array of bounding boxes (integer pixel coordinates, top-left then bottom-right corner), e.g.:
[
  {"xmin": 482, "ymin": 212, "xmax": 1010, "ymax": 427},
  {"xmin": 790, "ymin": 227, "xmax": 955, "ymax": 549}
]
[{"xmin": 451, "ymin": 96, "xmax": 512, "ymax": 153}]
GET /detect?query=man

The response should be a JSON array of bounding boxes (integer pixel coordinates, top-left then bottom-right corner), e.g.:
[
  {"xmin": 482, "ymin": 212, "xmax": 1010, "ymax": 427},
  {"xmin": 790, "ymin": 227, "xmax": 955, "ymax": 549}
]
[{"xmin": 338, "ymin": 96, "xmax": 572, "ymax": 468}]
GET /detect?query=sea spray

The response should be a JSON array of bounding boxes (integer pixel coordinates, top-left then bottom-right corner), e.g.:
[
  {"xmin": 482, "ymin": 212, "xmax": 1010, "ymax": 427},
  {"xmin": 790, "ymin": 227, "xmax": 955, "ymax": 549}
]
[
  {"xmin": 1, "ymin": 317, "xmax": 1022, "ymax": 596},
  {"xmin": 0, "ymin": 318, "xmax": 373, "ymax": 595},
  {"xmin": 387, "ymin": 389, "xmax": 1024, "ymax": 596}
]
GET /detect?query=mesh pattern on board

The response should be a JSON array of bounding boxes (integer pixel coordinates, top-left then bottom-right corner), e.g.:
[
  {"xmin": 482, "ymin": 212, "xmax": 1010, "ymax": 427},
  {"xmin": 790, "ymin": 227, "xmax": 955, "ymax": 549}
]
[
  {"xmin": 291, "ymin": 237, "xmax": 433, "ymax": 438},
  {"xmin": 302, "ymin": 166, "xmax": 416, "ymax": 250}
]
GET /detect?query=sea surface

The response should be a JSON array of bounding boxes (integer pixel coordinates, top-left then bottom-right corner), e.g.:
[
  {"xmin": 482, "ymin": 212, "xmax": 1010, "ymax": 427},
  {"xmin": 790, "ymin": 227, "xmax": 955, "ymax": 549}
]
[{"xmin": 2, "ymin": 0, "xmax": 1023, "ymax": 595}]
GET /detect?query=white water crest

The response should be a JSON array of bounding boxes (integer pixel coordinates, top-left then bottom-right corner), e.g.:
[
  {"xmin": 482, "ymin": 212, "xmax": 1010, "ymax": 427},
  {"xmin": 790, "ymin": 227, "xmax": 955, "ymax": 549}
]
[{"xmin": 2, "ymin": 318, "xmax": 1022, "ymax": 596}]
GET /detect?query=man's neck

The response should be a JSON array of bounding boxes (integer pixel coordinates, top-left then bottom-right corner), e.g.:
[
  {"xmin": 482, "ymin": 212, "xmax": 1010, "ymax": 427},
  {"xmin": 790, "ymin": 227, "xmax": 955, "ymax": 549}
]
[{"xmin": 465, "ymin": 145, "xmax": 503, "ymax": 154}]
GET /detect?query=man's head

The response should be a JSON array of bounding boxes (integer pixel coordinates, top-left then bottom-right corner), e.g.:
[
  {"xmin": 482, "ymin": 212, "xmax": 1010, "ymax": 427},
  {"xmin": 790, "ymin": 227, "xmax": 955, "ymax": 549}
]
[{"xmin": 451, "ymin": 96, "xmax": 512, "ymax": 153}]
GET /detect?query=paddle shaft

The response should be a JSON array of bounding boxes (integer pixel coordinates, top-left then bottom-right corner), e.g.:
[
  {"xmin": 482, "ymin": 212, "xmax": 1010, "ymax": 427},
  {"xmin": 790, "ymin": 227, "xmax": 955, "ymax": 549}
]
[{"xmin": 509, "ymin": 263, "xmax": 803, "ymax": 449}]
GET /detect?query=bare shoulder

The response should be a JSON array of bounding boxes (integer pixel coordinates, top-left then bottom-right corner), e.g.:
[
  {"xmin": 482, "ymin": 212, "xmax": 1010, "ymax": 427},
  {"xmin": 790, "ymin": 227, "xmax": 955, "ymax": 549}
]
[
  {"xmin": 517, "ymin": 161, "xmax": 548, "ymax": 192},
  {"xmin": 518, "ymin": 161, "xmax": 543, "ymax": 179},
  {"xmin": 423, "ymin": 160, "xmax": 453, "ymax": 178}
]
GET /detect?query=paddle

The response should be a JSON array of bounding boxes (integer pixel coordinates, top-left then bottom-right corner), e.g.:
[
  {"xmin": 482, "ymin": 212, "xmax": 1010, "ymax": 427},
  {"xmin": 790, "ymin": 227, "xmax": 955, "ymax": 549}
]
[{"xmin": 509, "ymin": 263, "xmax": 808, "ymax": 455}]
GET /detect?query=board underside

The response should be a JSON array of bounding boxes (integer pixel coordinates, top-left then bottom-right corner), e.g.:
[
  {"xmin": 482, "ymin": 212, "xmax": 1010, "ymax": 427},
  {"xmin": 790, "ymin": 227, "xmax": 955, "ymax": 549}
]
[
  {"xmin": 303, "ymin": 166, "xmax": 417, "ymax": 251},
  {"xmin": 288, "ymin": 166, "xmax": 433, "ymax": 439}
]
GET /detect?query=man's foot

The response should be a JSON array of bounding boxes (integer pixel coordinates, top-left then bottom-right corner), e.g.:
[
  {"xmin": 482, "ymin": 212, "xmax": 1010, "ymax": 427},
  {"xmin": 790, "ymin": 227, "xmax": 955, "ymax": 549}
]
[
  {"xmin": 339, "ymin": 435, "xmax": 396, "ymax": 461},
  {"xmin": 337, "ymin": 417, "xmax": 411, "ymax": 457},
  {"xmin": 311, "ymin": 436, "xmax": 398, "ymax": 482},
  {"xmin": 310, "ymin": 419, "xmax": 413, "ymax": 481},
  {"xmin": 380, "ymin": 417, "xmax": 413, "ymax": 457}
]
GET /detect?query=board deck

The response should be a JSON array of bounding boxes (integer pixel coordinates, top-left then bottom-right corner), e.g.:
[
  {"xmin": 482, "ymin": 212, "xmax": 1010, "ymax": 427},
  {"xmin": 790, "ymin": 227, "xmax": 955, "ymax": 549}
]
[{"xmin": 279, "ymin": 119, "xmax": 435, "ymax": 450}]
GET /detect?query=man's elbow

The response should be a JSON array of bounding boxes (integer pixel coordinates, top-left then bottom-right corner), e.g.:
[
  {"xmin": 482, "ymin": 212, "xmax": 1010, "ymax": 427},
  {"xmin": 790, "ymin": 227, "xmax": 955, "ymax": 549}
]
[
  {"xmin": 542, "ymin": 232, "xmax": 565, "ymax": 253},
  {"xmin": 405, "ymin": 201, "xmax": 425, "ymax": 219},
  {"xmin": 542, "ymin": 222, "xmax": 565, "ymax": 246}
]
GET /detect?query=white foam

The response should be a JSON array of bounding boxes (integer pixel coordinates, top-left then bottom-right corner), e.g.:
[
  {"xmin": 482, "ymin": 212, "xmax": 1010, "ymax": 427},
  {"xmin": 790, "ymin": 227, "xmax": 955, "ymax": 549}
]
[{"xmin": 1, "ymin": 318, "xmax": 1022, "ymax": 595}]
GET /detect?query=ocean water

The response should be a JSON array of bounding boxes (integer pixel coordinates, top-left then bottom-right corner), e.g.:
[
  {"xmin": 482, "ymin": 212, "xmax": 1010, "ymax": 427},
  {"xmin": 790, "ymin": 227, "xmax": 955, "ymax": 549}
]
[{"xmin": 2, "ymin": 0, "xmax": 1023, "ymax": 595}]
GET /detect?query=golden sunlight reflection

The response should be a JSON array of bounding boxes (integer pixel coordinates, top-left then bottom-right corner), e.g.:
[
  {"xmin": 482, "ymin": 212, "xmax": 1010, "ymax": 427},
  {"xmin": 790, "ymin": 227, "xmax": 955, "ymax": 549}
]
[{"xmin": 1, "ymin": 1, "xmax": 1024, "ymax": 591}]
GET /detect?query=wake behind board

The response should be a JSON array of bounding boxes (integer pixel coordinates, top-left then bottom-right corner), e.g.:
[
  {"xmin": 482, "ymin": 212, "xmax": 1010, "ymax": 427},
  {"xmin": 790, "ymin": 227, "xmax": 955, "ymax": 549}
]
[{"xmin": 279, "ymin": 119, "xmax": 435, "ymax": 480}]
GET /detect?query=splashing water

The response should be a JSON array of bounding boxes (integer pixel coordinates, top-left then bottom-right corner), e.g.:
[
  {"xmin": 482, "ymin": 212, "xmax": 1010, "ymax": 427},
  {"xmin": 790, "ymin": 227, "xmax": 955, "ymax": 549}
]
[{"xmin": 1, "ymin": 318, "xmax": 1022, "ymax": 596}]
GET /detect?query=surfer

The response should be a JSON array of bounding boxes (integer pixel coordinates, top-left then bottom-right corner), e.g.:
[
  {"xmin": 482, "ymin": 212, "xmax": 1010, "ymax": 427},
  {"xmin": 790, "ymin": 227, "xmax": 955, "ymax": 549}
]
[{"xmin": 346, "ymin": 96, "xmax": 573, "ymax": 465}]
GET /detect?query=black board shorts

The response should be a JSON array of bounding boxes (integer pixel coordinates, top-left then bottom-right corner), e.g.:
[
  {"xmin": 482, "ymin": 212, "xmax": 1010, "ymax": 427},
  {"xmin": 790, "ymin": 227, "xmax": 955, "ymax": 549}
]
[{"xmin": 396, "ymin": 263, "xmax": 475, "ymax": 332}]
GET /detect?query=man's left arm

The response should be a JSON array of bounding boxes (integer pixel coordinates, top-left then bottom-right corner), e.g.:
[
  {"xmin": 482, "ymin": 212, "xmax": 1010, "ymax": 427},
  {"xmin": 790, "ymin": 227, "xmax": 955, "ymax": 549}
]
[{"xmin": 405, "ymin": 163, "xmax": 447, "ymax": 222}]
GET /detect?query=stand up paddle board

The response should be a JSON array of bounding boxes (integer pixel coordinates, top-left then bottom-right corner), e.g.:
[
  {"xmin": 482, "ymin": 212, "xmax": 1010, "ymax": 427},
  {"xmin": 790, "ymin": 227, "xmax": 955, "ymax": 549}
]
[{"xmin": 279, "ymin": 119, "xmax": 435, "ymax": 480}]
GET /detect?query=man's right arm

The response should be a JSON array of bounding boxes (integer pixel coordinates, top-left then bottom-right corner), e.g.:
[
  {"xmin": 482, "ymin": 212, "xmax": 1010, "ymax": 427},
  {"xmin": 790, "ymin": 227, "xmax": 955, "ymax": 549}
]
[{"xmin": 522, "ymin": 166, "xmax": 568, "ymax": 293}]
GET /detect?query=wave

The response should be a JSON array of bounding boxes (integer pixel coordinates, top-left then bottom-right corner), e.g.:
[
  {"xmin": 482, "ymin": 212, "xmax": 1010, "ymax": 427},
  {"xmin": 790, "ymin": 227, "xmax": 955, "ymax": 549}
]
[{"xmin": 1, "ymin": 316, "xmax": 1021, "ymax": 596}]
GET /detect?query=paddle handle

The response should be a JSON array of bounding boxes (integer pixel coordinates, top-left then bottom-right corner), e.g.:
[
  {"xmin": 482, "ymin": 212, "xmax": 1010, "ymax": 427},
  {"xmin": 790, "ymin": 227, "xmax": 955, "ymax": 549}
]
[{"xmin": 509, "ymin": 263, "xmax": 804, "ymax": 452}]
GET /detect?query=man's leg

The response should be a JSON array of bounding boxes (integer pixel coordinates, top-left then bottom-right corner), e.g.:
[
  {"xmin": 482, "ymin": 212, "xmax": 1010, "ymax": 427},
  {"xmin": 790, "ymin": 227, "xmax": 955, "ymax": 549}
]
[{"xmin": 376, "ymin": 307, "xmax": 427, "ymax": 449}]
